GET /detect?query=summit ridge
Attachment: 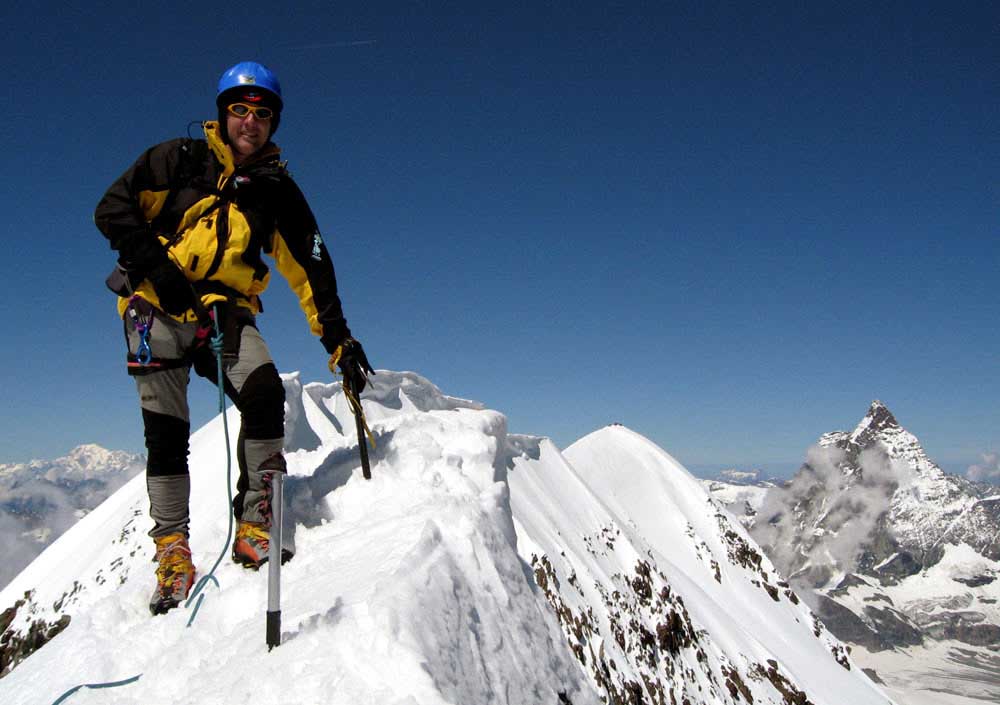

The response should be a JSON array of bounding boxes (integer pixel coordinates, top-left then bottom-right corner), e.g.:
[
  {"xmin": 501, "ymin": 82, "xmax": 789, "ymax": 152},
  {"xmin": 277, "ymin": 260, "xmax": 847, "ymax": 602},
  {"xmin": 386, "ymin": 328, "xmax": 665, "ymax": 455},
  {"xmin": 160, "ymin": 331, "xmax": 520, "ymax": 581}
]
[{"xmin": 0, "ymin": 372, "xmax": 891, "ymax": 705}]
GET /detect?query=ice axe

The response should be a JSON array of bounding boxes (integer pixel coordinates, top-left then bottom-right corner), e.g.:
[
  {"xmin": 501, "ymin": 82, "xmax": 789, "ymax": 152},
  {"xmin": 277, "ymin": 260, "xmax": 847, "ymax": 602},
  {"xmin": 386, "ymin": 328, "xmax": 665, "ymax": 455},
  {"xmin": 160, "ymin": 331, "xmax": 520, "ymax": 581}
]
[
  {"xmin": 346, "ymin": 374, "xmax": 373, "ymax": 479},
  {"xmin": 328, "ymin": 345, "xmax": 376, "ymax": 480}
]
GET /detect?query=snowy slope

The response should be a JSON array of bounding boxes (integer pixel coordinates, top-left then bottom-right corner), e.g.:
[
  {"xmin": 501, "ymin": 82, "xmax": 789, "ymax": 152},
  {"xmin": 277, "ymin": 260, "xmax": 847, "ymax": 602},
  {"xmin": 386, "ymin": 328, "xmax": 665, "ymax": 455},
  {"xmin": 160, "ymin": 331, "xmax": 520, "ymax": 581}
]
[
  {"xmin": 508, "ymin": 424, "xmax": 892, "ymax": 705},
  {"xmin": 1, "ymin": 374, "xmax": 893, "ymax": 705},
  {"xmin": 0, "ymin": 372, "xmax": 593, "ymax": 705},
  {"xmin": 700, "ymin": 479, "xmax": 772, "ymax": 529}
]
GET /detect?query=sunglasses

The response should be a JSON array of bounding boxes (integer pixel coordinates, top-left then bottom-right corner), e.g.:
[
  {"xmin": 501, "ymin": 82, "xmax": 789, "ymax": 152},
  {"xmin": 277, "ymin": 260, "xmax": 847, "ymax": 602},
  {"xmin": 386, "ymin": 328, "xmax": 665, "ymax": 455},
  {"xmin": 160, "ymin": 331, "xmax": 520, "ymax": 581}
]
[{"xmin": 226, "ymin": 102, "xmax": 275, "ymax": 120}]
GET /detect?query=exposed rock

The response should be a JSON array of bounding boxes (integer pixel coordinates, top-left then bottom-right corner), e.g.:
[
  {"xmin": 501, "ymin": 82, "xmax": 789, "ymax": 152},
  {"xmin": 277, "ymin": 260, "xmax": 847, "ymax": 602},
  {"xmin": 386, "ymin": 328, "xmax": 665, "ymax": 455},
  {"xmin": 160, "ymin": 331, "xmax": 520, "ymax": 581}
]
[
  {"xmin": 754, "ymin": 660, "xmax": 815, "ymax": 705},
  {"xmin": 861, "ymin": 668, "xmax": 884, "ymax": 685},
  {"xmin": 862, "ymin": 607, "xmax": 923, "ymax": 648},
  {"xmin": 813, "ymin": 595, "xmax": 892, "ymax": 652},
  {"xmin": 0, "ymin": 592, "xmax": 71, "ymax": 678},
  {"xmin": 828, "ymin": 574, "xmax": 871, "ymax": 598}
]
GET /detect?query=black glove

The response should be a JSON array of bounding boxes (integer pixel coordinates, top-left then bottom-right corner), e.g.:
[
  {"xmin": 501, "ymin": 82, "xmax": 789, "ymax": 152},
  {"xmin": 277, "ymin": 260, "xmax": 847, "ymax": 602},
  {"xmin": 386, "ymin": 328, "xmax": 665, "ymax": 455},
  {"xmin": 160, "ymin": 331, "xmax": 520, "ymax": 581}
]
[
  {"xmin": 147, "ymin": 261, "xmax": 196, "ymax": 316},
  {"xmin": 112, "ymin": 229, "xmax": 199, "ymax": 316},
  {"xmin": 335, "ymin": 338, "xmax": 374, "ymax": 395},
  {"xmin": 114, "ymin": 229, "xmax": 168, "ymax": 275},
  {"xmin": 227, "ymin": 163, "xmax": 285, "ymax": 215}
]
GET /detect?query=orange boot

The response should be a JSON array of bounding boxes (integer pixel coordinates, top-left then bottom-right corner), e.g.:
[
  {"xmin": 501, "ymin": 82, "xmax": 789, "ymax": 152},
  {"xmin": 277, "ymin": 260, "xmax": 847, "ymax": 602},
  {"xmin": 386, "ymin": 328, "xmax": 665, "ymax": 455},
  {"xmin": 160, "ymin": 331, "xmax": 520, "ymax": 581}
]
[{"xmin": 149, "ymin": 533, "xmax": 195, "ymax": 615}]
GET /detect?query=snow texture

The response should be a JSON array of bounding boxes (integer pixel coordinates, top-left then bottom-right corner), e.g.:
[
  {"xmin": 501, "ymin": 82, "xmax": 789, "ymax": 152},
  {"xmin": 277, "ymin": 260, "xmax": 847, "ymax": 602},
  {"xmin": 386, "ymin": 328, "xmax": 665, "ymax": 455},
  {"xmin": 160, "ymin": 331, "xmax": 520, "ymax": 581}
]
[
  {"xmin": 507, "ymin": 425, "xmax": 890, "ymax": 705},
  {"xmin": 1, "ymin": 372, "xmax": 891, "ymax": 705}
]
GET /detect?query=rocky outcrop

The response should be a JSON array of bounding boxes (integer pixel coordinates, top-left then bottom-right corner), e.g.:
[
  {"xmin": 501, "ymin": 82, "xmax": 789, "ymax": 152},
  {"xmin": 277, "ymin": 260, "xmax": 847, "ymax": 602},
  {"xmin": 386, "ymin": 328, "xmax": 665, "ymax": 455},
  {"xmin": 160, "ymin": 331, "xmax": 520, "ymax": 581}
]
[{"xmin": 0, "ymin": 591, "xmax": 71, "ymax": 678}]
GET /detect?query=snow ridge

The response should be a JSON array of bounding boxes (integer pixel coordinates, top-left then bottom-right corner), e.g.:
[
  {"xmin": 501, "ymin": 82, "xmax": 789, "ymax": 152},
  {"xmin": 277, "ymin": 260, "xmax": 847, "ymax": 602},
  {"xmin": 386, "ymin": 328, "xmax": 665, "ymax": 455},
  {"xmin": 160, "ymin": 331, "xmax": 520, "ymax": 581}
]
[
  {"xmin": 1, "ymin": 373, "xmax": 891, "ymax": 705},
  {"xmin": 0, "ymin": 371, "xmax": 591, "ymax": 704}
]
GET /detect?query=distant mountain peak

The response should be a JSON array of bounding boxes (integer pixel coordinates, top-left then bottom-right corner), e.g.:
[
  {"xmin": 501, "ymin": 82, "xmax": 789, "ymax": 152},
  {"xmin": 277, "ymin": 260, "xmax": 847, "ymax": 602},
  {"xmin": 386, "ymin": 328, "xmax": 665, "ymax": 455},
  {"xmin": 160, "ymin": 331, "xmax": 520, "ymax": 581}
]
[
  {"xmin": 865, "ymin": 399, "xmax": 898, "ymax": 427},
  {"xmin": 867, "ymin": 398, "xmax": 890, "ymax": 415},
  {"xmin": 66, "ymin": 443, "xmax": 112, "ymax": 459},
  {"xmin": 849, "ymin": 400, "xmax": 900, "ymax": 447},
  {"xmin": 747, "ymin": 394, "xmax": 1000, "ymax": 673}
]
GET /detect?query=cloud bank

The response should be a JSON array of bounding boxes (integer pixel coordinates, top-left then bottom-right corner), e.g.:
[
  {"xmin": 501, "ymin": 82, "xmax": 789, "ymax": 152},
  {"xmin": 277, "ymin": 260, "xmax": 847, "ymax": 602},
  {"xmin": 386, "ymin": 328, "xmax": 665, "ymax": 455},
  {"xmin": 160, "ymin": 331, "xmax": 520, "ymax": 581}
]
[
  {"xmin": 751, "ymin": 444, "xmax": 909, "ymax": 588},
  {"xmin": 0, "ymin": 447, "xmax": 143, "ymax": 589}
]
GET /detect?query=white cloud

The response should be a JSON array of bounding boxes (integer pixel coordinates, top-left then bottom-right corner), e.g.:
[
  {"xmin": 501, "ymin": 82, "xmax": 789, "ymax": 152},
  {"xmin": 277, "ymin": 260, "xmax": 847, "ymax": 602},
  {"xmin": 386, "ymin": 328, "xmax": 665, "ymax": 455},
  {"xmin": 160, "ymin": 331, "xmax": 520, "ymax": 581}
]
[
  {"xmin": 752, "ymin": 443, "xmax": 907, "ymax": 586},
  {"xmin": 966, "ymin": 452, "xmax": 1000, "ymax": 482}
]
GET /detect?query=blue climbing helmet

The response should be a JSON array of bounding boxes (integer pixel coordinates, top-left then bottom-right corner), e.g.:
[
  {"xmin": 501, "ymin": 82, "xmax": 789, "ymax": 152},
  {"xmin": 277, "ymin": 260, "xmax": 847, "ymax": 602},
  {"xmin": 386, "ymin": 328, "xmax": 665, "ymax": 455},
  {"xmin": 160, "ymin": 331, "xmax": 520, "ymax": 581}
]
[{"xmin": 216, "ymin": 61, "xmax": 283, "ymax": 137}]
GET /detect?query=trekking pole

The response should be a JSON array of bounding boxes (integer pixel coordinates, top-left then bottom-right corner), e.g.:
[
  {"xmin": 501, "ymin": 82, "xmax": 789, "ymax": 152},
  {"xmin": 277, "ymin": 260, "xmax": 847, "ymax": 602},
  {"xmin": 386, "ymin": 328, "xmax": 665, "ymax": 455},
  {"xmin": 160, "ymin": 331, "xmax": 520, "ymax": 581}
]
[{"xmin": 266, "ymin": 471, "xmax": 284, "ymax": 650}]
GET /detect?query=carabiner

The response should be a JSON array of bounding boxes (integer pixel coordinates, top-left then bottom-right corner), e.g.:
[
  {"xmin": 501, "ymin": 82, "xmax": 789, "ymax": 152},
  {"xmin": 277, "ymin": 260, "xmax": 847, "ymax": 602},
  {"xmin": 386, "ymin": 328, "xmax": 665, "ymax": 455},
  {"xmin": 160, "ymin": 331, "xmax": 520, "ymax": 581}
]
[
  {"xmin": 128, "ymin": 296, "xmax": 155, "ymax": 366},
  {"xmin": 136, "ymin": 328, "xmax": 153, "ymax": 365}
]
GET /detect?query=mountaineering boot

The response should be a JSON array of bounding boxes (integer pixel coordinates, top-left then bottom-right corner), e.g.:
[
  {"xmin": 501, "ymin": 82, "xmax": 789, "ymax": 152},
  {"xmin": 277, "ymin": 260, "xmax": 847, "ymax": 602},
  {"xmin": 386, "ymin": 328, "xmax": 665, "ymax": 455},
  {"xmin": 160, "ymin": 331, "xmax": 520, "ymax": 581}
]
[
  {"xmin": 149, "ymin": 533, "xmax": 195, "ymax": 615},
  {"xmin": 232, "ymin": 451, "xmax": 293, "ymax": 569},
  {"xmin": 232, "ymin": 520, "xmax": 294, "ymax": 569},
  {"xmin": 232, "ymin": 520, "xmax": 270, "ymax": 569}
]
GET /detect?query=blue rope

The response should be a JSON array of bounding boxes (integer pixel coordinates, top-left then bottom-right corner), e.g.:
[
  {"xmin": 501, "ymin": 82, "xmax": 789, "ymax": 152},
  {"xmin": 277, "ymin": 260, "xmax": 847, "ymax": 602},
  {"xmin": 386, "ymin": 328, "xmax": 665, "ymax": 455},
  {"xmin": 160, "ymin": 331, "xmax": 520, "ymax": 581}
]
[
  {"xmin": 185, "ymin": 310, "xmax": 235, "ymax": 626},
  {"xmin": 51, "ymin": 675, "xmax": 142, "ymax": 705},
  {"xmin": 50, "ymin": 305, "xmax": 233, "ymax": 704}
]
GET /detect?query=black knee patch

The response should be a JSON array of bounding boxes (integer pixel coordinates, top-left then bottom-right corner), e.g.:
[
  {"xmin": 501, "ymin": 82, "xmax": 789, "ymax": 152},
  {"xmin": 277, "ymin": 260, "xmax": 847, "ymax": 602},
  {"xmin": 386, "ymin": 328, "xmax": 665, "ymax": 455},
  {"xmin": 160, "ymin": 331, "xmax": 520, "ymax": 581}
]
[
  {"xmin": 237, "ymin": 363, "xmax": 285, "ymax": 440},
  {"xmin": 142, "ymin": 409, "xmax": 190, "ymax": 477}
]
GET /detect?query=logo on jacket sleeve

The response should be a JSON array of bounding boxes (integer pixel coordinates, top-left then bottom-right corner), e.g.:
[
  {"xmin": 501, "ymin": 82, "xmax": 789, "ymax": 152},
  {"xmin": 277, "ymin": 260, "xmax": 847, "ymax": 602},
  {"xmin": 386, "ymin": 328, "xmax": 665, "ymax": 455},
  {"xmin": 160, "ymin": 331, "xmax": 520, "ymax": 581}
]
[{"xmin": 311, "ymin": 232, "xmax": 324, "ymax": 261}]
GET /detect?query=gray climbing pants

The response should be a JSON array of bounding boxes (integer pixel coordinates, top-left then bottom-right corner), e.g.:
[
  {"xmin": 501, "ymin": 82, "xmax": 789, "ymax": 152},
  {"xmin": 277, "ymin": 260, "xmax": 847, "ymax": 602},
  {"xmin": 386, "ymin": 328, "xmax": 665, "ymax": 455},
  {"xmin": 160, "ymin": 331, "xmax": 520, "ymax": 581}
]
[{"xmin": 124, "ymin": 301, "xmax": 286, "ymax": 538}]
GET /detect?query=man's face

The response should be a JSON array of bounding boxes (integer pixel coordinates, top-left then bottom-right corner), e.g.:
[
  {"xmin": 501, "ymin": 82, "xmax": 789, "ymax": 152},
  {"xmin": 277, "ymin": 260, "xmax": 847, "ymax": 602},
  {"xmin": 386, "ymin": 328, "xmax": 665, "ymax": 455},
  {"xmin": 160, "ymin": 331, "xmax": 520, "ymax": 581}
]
[{"xmin": 226, "ymin": 109, "xmax": 270, "ymax": 162}]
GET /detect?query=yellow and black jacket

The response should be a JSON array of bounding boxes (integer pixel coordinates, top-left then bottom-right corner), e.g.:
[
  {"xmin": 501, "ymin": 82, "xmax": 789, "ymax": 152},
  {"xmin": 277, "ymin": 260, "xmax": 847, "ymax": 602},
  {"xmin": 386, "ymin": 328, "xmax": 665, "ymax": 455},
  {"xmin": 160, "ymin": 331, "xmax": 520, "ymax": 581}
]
[{"xmin": 95, "ymin": 121, "xmax": 350, "ymax": 352}]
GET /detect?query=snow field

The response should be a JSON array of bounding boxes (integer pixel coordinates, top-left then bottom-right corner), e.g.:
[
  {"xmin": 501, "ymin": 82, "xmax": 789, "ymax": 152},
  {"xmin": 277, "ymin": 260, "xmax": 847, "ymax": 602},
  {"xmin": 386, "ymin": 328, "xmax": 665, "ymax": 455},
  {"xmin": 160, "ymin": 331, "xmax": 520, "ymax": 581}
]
[
  {"xmin": 0, "ymin": 372, "xmax": 591, "ymax": 705},
  {"xmin": 1, "ymin": 372, "xmax": 899, "ymax": 705}
]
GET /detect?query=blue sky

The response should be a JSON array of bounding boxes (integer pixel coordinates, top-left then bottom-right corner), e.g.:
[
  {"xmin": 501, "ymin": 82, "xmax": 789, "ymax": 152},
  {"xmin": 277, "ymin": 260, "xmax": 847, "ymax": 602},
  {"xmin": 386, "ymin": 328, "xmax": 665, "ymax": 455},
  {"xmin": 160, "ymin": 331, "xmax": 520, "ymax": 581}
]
[{"xmin": 0, "ymin": 1, "xmax": 996, "ymax": 477}]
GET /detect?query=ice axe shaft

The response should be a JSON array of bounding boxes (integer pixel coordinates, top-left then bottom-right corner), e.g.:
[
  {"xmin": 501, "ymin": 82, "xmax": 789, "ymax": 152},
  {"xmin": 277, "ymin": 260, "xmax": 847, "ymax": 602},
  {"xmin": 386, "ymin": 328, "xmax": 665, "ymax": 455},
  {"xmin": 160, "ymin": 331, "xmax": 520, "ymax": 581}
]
[
  {"xmin": 266, "ymin": 471, "xmax": 284, "ymax": 650},
  {"xmin": 348, "ymin": 376, "xmax": 372, "ymax": 480}
]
